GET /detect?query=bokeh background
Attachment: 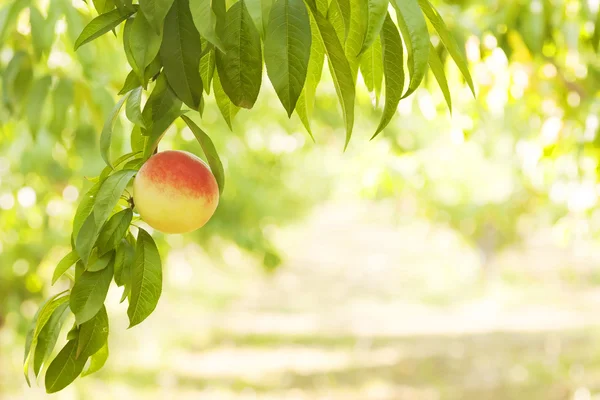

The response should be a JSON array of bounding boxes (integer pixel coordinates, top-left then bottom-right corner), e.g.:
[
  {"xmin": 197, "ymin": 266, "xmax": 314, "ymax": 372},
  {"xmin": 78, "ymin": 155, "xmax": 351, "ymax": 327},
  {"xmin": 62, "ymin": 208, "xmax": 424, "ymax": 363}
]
[{"xmin": 2, "ymin": 0, "xmax": 600, "ymax": 398}]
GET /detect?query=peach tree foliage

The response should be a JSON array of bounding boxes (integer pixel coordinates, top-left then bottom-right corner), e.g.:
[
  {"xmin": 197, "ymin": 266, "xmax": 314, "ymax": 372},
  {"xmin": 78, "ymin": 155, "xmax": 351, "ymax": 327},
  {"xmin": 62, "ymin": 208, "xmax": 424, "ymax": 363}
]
[{"xmin": 14, "ymin": 0, "xmax": 477, "ymax": 393}]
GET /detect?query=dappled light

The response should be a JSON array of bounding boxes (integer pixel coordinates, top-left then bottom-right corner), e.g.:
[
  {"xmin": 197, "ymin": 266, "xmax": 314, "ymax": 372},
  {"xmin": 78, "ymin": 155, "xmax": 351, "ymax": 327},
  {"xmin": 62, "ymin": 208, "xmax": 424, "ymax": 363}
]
[{"xmin": 1, "ymin": 0, "xmax": 600, "ymax": 398}]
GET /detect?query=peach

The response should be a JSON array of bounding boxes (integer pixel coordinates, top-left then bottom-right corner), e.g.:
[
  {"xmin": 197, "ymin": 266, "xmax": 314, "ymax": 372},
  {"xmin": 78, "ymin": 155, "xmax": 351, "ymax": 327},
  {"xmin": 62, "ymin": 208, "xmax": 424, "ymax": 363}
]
[{"xmin": 133, "ymin": 150, "xmax": 219, "ymax": 234}]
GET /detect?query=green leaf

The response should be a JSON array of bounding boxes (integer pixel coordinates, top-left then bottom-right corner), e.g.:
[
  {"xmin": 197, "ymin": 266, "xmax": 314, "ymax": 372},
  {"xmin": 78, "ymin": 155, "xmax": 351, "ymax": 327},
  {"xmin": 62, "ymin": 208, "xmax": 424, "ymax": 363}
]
[
  {"xmin": 309, "ymin": 8, "xmax": 355, "ymax": 149},
  {"xmin": 87, "ymin": 250, "xmax": 114, "ymax": 272},
  {"xmin": 129, "ymin": 11, "xmax": 162, "ymax": 86},
  {"xmin": 74, "ymin": 8, "xmax": 135, "ymax": 50},
  {"xmin": 344, "ymin": 0, "xmax": 368, "ymax": 76},
  {"xmin": 216, "ymin": 0, "xmax": 263, "ymax": 109},
  {"xmin": 113, "ymin": 151, "xmax": 142, "ymax": 168},
  {"xmin": 125, "ymin": 87, "xmax": 146, "ymax": 128},
  {"xmin": 0, "ymin": 0, "xmax": 28, "ymax": 45},
  {"xmin": 418, "ymin": 0, "xmax": 474, "ymax": 96},
  {"xmin": 213, "ymin": 71, "xmax": 239, "ymax": 129},
  {"xmin": 122, "ymin": 158, "xmax": 145, "ymax": 171},
  {"xmin": 118, "ymin": 238, "xmax": 133, "ymax": 302},
  {"xmin": 327, "ymin": 0, "xmax": 350, "ymax": 44},
  {"xmin": 2, "ymin": 51, "xmax": 33, "ymax": 114},
  {"xmin": 212, "ymin": 0, "xmax": 227, "ymax": 35},
  {"xmin": 360, "ymin": 35, "xmax": 383, "ymax": 102},
  {"xmin": 200, "ymin": 45, "xmax": 216, "ymax": 95},
  {"xmin": 264, "ymin": 0, "xmax": 312, "ymax": 116},
  {"xmin": 75, "ymin": 261, "xmax": 85, "ymax": 280},
  {"xmin": 29, "ymin": 7, "xmax": 54, "ymax": 59},
  {"xmin": 359, "ymin": 0, "xmax": 388, "ymax": 54},
  {"xmin": 49, "ymin": 78, "xmax": 73, "ymax": 138},
  {"xmin": 52, "ymin": 251, "xmax": 80, "ymax": 285},
  {"xmin": 120, "ymin": 286, "xmax": 131, "ymax": 303},
  {"xmin": 92, "ymin": 0, "xmax": 116, "ymax": 14},
  {"xmin": 295, "ymin": 95, "xmax": 312, "ymax": 139},
  {"xmin": 97, "ymin": 209, "xmax": 133, "ymax": 254},
  {"xmin": 181, "ymin": 115, "xmax": 225, "ymax": 195},
  {"xmin": 24, "ymin": 319, "xmax": 36, "ymax": 380},
  {"xmin": 73, "ymin": 181, "xmax": 102, "ymax": 242},
  {"xmin": 123, "ymin": 23, "xmax": 163, "ymax": 88},
  {"xmin": 33, "ymin": 302, "xmax": 69, "ymax": 377},
  {"xmin": 428, "ymin": 43, "xmax": 451, "ymax": 113},
  {"xmin": 76, "ymin": 306, "xmax": 109, "ymax": 359},
  {"xmin": 26, "ymin": 75, "xmax": 52, "ymax": 137},
  {"xmin": 24, "ymin": 292, "xmax": 69, "ymax": 385},
  {"xmin": 160, "ymin": 0, "xmax": 203, "ymax": 110},
  {"xmin": 295, "ymin": 14, "xmax": 324, "ymax": 136},
  {"xmin": 119, "ymin": 70, "xmax": 142, "ymax": 95},
  {"xmin": 392, "ymin": 0, "xmax": 429, "ymax": 98},
  {"xmin": 114, "ymin": 238, "xmax": 135, "ymax": 286},
  {"xmin": 314, "ymin": 0, "xmax": 327, "ymax": 14},
  {"xmin": 141, "ymin": 73, "xmax": 183, "ymax": 157},
  {"xmin": 139, "ymin": 0, "xmax": 174, "ymax": 34},
  {"xmin": 373, "ymin": 14, "xmax": 404, "ymax": 138},
  {"xmin": 131, "ymin": 125, "xmax": 146, "ymax": 154},
  {"xmin": 189, "ymin": 0, "xmax": 225, "ymax": 51},
  {"xmin": 127, "ymin": 228, "xmax": 162, "ymax": 328},
  {"xmin": 114, "ymin": 0, "xmax": 134, "ymax": 13},
  {"xmin": 94, "ymin": 169, "xmax": 137, "ymax": 230},
  {"xmin": 519, "ymin": 0, "xmax": 545, "ymax": 54},
  {"xmin": 45, "ymin": 340, "xmax": 88, "ymax": 393},
  {"xmin": 100, "ymin": 92, "xmax": 132, "ymax": 168},
  {"xmin": 81, "ymin": 342, "xmax": 109, "ymax": 377},
  {"xmin": 70, "ymin": 259, "xmax": 114, "ymax": 325},
  {"xmin": 75, "ymin": 213, "xmax": 98, "ymax": 265},
  {"xmin": 245, "ymin": 0, "xmax": 272, "ymax": 37},
  {"xmin": 66, "ymin": 324, "xmax": 79, "ymax": 341}
]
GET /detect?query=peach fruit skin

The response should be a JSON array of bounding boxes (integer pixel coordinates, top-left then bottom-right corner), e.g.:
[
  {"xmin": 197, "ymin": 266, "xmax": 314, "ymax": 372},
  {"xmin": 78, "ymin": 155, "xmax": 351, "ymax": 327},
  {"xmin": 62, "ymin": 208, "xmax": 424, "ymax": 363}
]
[{"xmin": 133, "ymin": 150, "xmax": 219, "ymax": 234}]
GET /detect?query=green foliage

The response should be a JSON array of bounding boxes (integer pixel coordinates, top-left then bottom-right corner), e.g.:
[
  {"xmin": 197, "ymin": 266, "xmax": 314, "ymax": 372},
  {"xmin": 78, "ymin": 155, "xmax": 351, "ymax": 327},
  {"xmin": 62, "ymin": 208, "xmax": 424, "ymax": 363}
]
[
  {"xmin": 373, "ymin": 14, "xmax": 403, "ymax": 138},
  {"xmin": 74, "ymin": 8, "xmax": 137, "ymax": 50},
  {"xmin": 310, "ymin": 7, "xmax": 355, "ymax": 147},
  {"xmin": 0, "ymin": 0, "xmax": 598, "ymax": 394},
  {"xmin": 51, "ymin": 251, "xmax": 80, "ymax": 284},
  {"xmin": 393, "ymin": 0, "xmax": 428, "ymax": 98},
  {"xmin": 264, "ymin": 0, "xmax": 312, "ymax": 116},
  {"xmin": 97, "ymin": 208, "xmax": 134, "ymax": 253},
  {"xmin": 70, "ymin": 260, "xmax": 113, "ymax": 324},
  {"xmin": 100, "ymin": 91, "xmax": 132, "ymax": 166},
  {"xmin": 127, "ymin": 228, "xmax": 162, "ymax": 328},
  {"xmin": 182, "ymin": 115, "xmax": 225, "ymax": 194},
  {"xmin": 44, "ymin": 339, "xmax": 87, "ymax": 393},
  {"xmin": 216, "ymin": 0, "xmax": 263, "ymax": 109},
  {"xmin": 160, "ymin": 0, "xmax": 203, "ymax": 109},
  {"xmin": 0, "ymin": 0, "xmax": 498, "ymax": 393},
  {"xmin": 81, "ymin": 341, "xmax": 109, "ymax": 376},
  {"xmin": 76, "ymin": 306, "xmax": 109, "ymax": 358},
  {"xmin": 23, "ymin": 291, "xmax": 69, "ymax": 385},
  {"xmin": 418, "ymin": 0, "xmax": 474, "ymax": 96},
  {"xmin": 427, "ymin": 43, "xmax": 451, "ymax": 112},
  {"xmin": 32, "ymin": 301, "xmax": 69, "ymax": 376}
]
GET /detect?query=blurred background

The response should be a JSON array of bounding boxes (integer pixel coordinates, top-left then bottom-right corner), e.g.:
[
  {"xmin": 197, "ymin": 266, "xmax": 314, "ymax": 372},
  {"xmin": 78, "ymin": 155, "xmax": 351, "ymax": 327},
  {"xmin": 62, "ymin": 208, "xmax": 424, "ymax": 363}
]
[{"xmin": 1, "ymin": 0, "xmax": 600, "ymax": 398}]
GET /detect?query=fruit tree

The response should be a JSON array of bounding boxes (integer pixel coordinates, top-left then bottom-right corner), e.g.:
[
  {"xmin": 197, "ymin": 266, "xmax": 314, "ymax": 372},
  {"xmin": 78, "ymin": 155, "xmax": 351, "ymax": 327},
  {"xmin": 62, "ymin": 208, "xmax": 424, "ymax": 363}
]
[{"xmin": 4, "ymin": 0, "xmax": 592, "ymax": 393}]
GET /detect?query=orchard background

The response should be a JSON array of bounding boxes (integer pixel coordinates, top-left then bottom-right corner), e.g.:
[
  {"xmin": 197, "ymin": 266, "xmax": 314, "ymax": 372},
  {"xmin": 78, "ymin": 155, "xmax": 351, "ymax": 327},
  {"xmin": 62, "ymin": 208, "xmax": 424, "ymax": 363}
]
[{"xmin": 1, "ymin": 0, "xmax": 600, "ymax": 398}]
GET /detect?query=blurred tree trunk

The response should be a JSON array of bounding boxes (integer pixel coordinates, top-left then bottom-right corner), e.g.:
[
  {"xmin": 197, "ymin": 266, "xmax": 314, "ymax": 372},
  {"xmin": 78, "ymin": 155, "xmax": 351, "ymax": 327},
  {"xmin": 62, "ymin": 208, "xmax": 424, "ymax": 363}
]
[{"xmin": 476, "ymin": 224, "xmax": 500, "ymax": 287}]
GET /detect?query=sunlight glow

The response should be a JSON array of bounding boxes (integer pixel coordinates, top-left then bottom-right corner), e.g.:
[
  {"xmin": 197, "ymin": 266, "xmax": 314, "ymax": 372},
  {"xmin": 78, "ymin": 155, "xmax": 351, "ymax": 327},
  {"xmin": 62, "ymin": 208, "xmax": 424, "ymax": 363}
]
[
  {"xmin": 16, "ymin": 9, "xmax": 31, "ymax": 35},
  {"xmin": 540, "ymin": 117, "xmax": 563, "ymax": 145},
  {"xmin": 17, "ymin": 187, "xmax": 36, "ymax": 208},
  {"xmin": 0, "ymin": 193, "xmax": 15, "ymax": 210},
  {"xmin": 12, "ymin": 259, "xmax": 29, "ymax": 276},
  {"xmin": 417, "ymin": 93, "xmax": 436, "ymax": 121},
  {"xmin": 62, "ymin": 185, "xmax": 79, "ymax": 202}
]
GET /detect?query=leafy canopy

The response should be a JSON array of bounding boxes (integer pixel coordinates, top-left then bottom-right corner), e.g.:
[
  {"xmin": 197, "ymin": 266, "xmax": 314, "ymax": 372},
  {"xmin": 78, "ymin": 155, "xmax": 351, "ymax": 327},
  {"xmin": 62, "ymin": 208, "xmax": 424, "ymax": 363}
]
[{"xmin": 13, "ymin": 0, "xmax": 477, "ymax": 393}]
